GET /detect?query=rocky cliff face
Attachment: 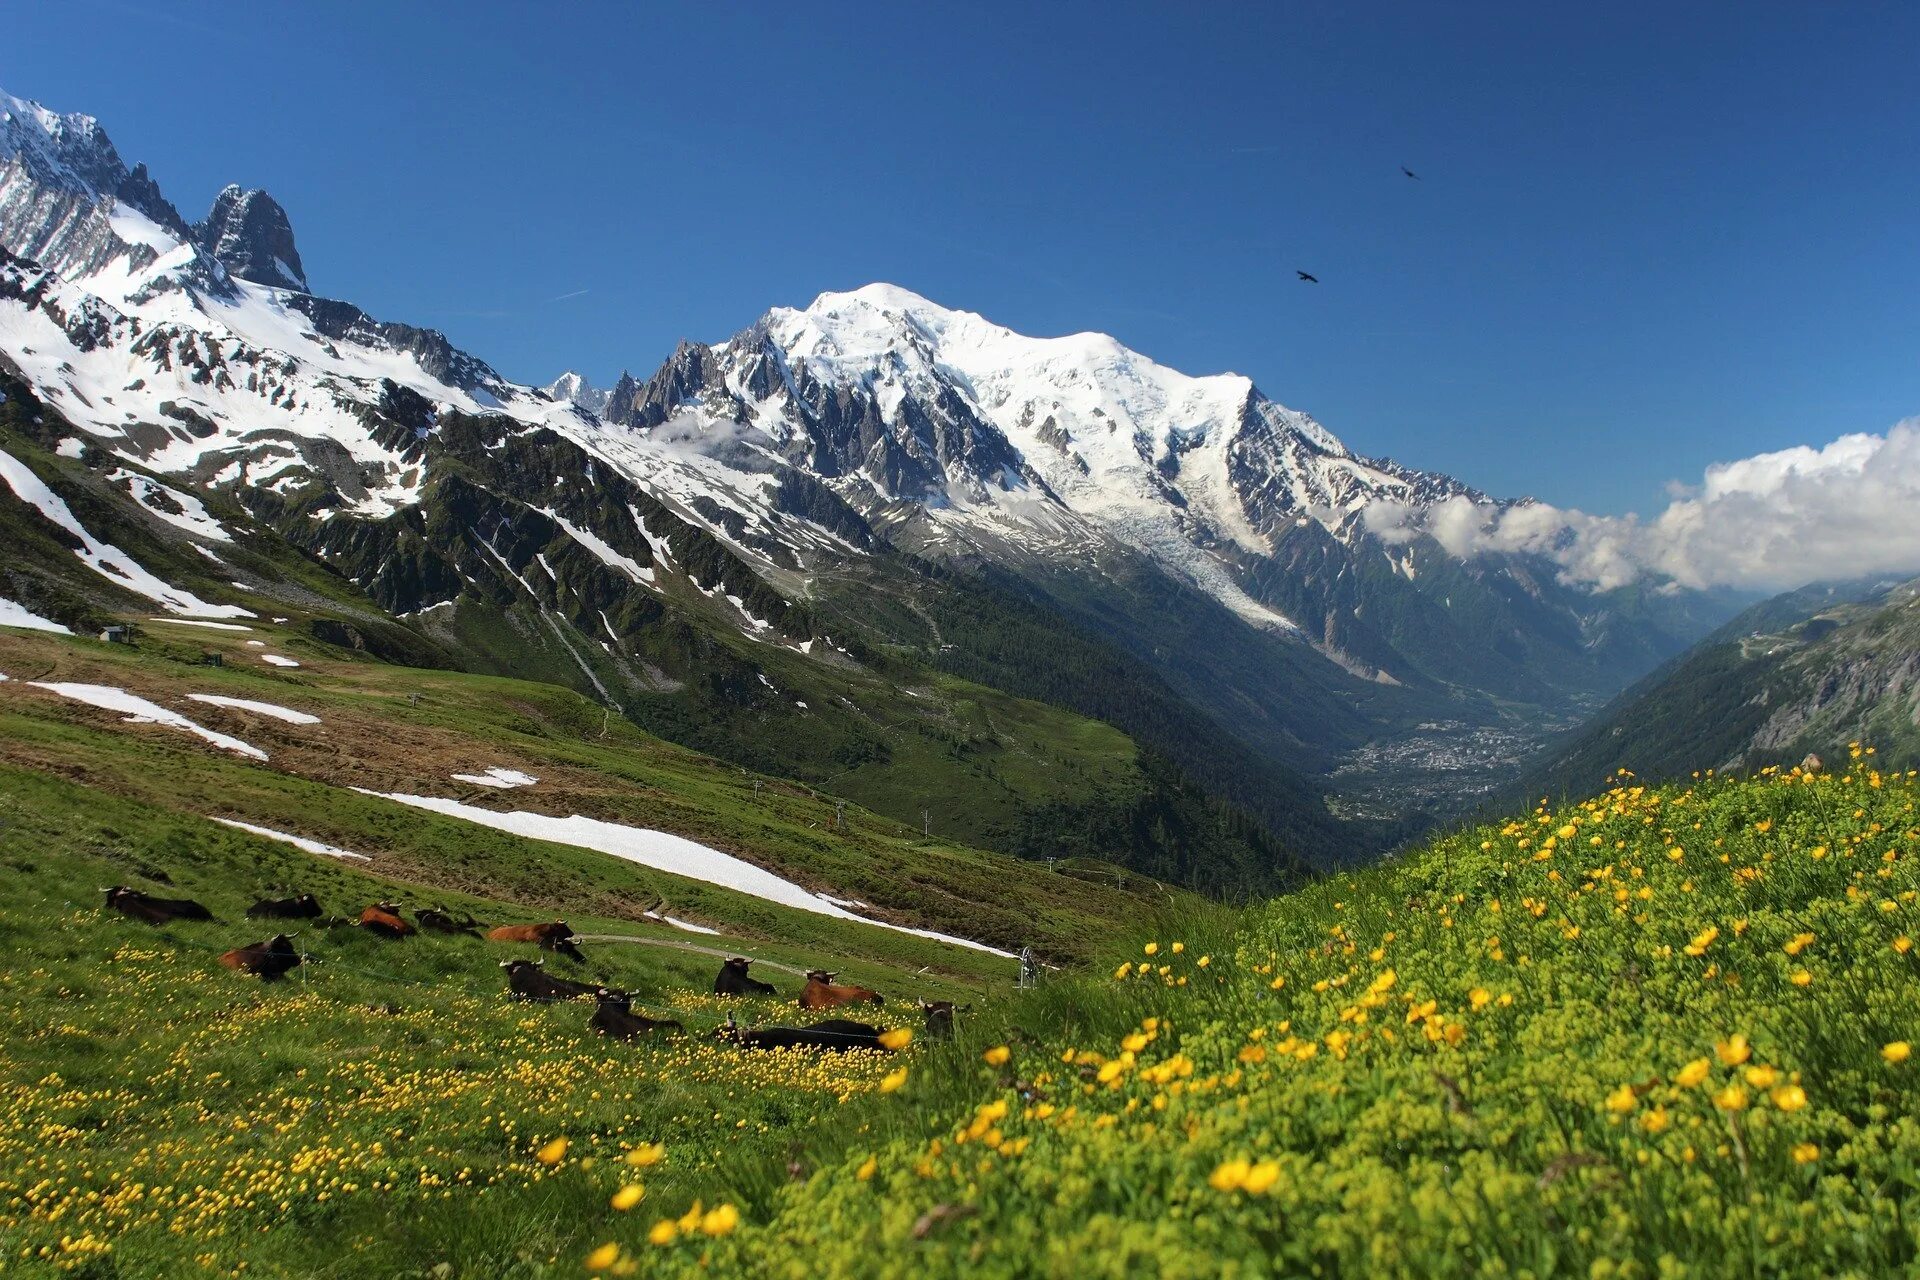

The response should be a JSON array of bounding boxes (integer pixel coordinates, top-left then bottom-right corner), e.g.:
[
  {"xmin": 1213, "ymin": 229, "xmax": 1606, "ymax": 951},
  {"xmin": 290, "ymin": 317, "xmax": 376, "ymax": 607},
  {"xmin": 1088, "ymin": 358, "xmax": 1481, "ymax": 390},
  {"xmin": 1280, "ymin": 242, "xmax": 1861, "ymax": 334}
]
[{"xmin": 193, "ymin": 186, "xmax": 306, "ymax": 291}]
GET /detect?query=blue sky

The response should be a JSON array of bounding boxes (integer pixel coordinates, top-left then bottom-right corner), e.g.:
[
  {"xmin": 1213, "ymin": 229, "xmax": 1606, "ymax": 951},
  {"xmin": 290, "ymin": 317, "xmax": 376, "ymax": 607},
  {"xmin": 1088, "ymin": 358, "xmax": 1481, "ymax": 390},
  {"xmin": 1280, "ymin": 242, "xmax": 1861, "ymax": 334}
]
[{"xmin": 9, "ymin": 1, "xmax": 1918, "ymax": 513}]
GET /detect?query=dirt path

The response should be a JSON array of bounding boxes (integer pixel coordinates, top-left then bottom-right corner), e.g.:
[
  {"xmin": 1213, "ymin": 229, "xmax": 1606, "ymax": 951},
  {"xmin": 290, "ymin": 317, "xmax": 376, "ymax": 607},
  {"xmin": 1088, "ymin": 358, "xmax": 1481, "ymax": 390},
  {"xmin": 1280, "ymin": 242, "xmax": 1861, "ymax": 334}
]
[{"xmin": 572, "ymin": 932, "xmax": 810, "ymax": 976}]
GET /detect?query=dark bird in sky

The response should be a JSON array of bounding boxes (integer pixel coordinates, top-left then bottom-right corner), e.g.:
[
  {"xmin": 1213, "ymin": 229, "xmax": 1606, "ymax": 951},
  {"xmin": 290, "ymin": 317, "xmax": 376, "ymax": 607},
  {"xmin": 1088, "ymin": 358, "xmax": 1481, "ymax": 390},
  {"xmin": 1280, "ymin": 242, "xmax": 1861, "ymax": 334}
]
[
  {"xmin": 1402, "ymin": 166, "xmax": 1420, "ymax": 180},
  {"xmin": 1296, "ymin": 270, "xmax": 1318, "ymax": 283}
]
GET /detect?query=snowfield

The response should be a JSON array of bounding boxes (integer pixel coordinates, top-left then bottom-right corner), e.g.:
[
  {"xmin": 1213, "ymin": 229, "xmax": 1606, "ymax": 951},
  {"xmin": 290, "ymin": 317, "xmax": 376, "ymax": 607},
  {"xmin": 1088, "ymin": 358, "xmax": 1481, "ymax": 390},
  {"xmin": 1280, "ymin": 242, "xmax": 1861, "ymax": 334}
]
[
  {"xmin": 354, "ymin": 789, "xmax": 1016, "ymax": 957},
  {"xmin": 0, "ymin": 598, "xmax": 71, "ymax": 634}
]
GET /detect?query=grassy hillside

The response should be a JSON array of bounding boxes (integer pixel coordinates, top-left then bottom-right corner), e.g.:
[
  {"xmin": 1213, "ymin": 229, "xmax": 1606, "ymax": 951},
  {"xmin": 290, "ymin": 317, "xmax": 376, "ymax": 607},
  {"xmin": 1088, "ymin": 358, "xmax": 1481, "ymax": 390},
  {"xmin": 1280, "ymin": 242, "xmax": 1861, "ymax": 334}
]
[
  {"xmin": 670, "ymin": 754, "xmax": 1920, "ymax": 1276},
  {"xmin": 0, "ymin": 626, "xmax": 1180, "ymax": 964},
  {"xmin": 6, "ymin": 725, "xmax": 1917, "ymax": 1274}
]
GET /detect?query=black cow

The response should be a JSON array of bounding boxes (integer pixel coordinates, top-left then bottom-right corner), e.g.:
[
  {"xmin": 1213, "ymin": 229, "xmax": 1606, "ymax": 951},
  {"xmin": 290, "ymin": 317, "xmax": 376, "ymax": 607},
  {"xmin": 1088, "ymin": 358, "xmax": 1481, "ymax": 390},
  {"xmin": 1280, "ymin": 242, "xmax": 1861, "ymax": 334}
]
[
  {"xmin": 499, "ymin": 958, "xmax": 599, "ymax": 1003},
  {"xmin": 717, "ymin": 1014, "xmax": 889, "ymax": 1053},
  {"xmin": 415, "ymin": 907, "xmax": 480, "ymax": 936},
  {"xmin": 713, "ymin": 956, "xmax": 777, "ymax": 997},
  {"xmin": 104, "ymin": 886, "xmax": 213, "ymax": 925},
  {"xmin": 218, "ymin": 934, "xmax": 302, "ymax": 981},
  {"xmin": 589, "ymin": 988, "xmax": 683, "ymax": 1040},
  {"xmin": 247, "ymin": 893, "xmax": 321, "ymax": 920}
]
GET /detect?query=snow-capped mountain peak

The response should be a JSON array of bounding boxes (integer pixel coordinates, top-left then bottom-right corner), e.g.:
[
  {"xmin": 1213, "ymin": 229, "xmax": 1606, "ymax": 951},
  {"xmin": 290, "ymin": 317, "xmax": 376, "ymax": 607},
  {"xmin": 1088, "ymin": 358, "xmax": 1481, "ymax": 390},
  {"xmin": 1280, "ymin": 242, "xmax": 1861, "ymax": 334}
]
[
  {"xmin": 745, "ymin": 283, "xmax": 1473, "ymax": 555},
  {"xmin": 545, "ymin": 370, "xmax": 610, "ymax": 414},
  {"xmin": 0, "ymin": 89, "xmax": 123, "ymax": 196}
]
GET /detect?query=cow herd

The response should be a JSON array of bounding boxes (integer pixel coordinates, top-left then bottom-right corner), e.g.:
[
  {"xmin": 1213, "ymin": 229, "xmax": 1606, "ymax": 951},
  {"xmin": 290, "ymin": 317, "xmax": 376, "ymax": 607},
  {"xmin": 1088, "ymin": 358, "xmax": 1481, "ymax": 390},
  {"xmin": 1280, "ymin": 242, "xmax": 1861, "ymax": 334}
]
[{"xmin": 101, "ymin": 886, "xmax": 966, "ymax": 1052}]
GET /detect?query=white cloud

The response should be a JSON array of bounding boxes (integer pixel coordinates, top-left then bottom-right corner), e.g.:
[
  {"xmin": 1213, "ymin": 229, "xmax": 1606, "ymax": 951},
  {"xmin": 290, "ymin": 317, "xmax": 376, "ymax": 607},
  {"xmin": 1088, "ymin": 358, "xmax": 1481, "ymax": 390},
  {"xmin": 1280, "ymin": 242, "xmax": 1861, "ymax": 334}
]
[{"xmin": 1364, "ymin": 418, "xmax": 1920, "ymax": 592}]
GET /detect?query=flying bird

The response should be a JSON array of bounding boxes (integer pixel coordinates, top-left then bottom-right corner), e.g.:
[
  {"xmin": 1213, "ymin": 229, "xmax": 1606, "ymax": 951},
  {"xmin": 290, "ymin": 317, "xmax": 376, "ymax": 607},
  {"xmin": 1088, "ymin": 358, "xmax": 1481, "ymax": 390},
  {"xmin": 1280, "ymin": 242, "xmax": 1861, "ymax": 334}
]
[
  {"xmin": 1296, "ymin": 270, "xmax": 1319, "ymax": 283},
  {"xmin": 1402, "ymin": 166, "xmax": 1420, "ymax": 180}
]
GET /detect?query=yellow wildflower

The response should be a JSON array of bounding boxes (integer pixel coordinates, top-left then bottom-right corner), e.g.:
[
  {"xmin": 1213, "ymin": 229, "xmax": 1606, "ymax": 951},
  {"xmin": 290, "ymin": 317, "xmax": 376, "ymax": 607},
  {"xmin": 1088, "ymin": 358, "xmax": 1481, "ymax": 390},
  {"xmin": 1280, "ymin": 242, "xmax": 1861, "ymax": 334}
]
[
  {"xmin": 625, "ymin": 1143, "xmax": 665, "ymax": 1168},
  {"xmin": 1884, "ymin": 1041, "xmax": 1912, "ymax": 1064},
  {"xmin": 1770, "ymin": 1084, "xmax": 1808, "ymax": 1111},
  {"xmin": 983, "ymin": 1045, "xmax": 1012, "ymax": 1066},
  {"xmin": 856, "ymin": 1155, "xmax": 878, "ymax": 1181},
  {"xmin": 878, "ymin": 1028, "xmax": 913, "ymax": 1050},
  {"xmin": 647, "ymin": 1219, "xmax": 678, "ymax": 1246},
  {"xmin": 611, "ymin": 1184, "xmax": 646, "ymax": 1211},
  {"xmin": 1675, "ymin": 1057, "xmax": 1712, "ymax": 1088},
  {"xmin": 1242, "ymin": 1160, "xmax": 1281, "ymax": 1194},
  {"xmin": 1792, "ymin": 1143, "xmax": 1820, "ymax": 1164},
  {"xmin": 1716, "ymin": 1034, "xmax": 1752, "ymax": 1066},
  {"xmin": 1209, "ymin": 1158, "xmax": 1251, "ymax": 1192},
  {"xmin": 535, "ymin": 1137, "xmax": 570, "ymax": 1166},
  {"xmin": 700, "ymin": 1204, "xmax": 740, "ymax": 1237},
  {"xmin": 880, "ymin": 1067, "xmax": 909, "ymax": 1093},
  {"xmin": 585, "ymin": 1241, "xmax": 621, "ymax": 1272}
]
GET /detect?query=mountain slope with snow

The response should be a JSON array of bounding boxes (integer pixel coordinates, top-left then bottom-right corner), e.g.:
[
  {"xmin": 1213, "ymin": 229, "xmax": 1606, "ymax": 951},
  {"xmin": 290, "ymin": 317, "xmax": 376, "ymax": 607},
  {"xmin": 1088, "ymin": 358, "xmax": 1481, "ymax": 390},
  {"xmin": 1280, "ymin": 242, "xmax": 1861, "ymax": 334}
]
[{"xmin": 0, "ymin": 83, "xmax": 1739, "ymax": 864}]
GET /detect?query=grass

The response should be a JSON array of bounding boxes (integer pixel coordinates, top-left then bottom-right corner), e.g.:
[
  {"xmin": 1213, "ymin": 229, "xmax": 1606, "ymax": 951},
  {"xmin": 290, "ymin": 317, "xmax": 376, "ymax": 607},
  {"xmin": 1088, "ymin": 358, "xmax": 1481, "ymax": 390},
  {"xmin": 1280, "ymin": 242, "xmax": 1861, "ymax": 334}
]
[{"xmin": 13, "ymin": 612, "xmax": 1918, "ymax": 1276}]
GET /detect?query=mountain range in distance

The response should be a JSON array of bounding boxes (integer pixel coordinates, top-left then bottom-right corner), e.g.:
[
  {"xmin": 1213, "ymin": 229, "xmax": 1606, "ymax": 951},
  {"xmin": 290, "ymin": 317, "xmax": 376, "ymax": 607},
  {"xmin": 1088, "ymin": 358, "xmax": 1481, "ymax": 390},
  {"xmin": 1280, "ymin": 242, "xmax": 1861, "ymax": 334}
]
[{"xmin": 9, "ymin": 81, "xmax": 1891, "ymax": 890}]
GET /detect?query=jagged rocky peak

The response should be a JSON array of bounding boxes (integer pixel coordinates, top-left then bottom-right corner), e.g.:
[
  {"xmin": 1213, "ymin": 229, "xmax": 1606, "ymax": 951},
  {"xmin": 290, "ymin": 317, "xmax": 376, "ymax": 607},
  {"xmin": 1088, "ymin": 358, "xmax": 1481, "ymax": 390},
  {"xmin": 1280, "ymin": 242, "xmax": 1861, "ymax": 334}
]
[
  {"xmin": 193, "ymin": 185, "xmax": 307, "ymax": 291},
  {"xmin": 604, "ymin": 342, "xmax": 723, "ymax": 429},
  {"xmin": 0, "ymin": 88, "xmax": 125, "ymax": 195},
  {"xmin": 544, "ymin": 370, "xmax": 610, "ymax": 414}
]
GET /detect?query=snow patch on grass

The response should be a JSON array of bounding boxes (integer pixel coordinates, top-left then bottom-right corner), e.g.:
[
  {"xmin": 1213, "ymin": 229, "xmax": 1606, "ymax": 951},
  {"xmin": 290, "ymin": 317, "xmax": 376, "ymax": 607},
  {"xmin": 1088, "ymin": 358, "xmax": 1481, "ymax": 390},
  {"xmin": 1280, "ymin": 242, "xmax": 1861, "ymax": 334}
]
[
  {"xmin": 186, "ymin": 694, "xmax": 320, "ymax": 725},
  {"xmin": 212, "ymin": 818, "xmax": 371, "ymax": 861},
  {"xmin": 29, "ymin": 682, "xmax": 267, "ymax": 760},
  {"xmin": 451, "ymin": 767, "xmax": 538, "ymax": 789}
]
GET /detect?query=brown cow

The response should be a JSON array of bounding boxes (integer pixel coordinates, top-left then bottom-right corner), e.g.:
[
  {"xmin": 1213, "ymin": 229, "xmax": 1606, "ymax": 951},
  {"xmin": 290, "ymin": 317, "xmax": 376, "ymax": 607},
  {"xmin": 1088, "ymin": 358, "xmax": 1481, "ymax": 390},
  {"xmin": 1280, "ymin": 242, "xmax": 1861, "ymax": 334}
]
[
  {"xmin": 357, "ymin": 902, "xmax": 413, "ymax": 939},
  {"xmin": 486, "ymin": 922, "xmax": 584, "ymax": 962},
  {"xmin": 104, "ymin": 886, "xmax": 213, "ymax": 925},
  {"xmin": 799, "ymin": 969, "xmax": 883, "ymax": 1010},
  {"xmin": 219, "ymin": 934, "xmax": 303, "ymax": 981}
]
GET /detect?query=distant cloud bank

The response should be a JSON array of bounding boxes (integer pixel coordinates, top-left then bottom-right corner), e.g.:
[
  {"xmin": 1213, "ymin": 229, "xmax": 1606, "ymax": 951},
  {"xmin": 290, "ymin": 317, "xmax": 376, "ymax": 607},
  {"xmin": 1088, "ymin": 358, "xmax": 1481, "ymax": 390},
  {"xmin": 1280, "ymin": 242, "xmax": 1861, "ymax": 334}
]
[{"xmin": 1366, "ymin": 418, "xmax": 1920, "ymax": 592}]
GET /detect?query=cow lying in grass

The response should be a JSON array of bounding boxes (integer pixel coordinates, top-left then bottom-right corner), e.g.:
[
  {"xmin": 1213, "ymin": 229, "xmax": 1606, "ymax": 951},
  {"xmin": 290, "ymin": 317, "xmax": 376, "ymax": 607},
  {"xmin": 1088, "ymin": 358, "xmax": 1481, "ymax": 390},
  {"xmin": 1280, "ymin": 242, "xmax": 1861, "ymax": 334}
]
[
  {"xmin": 589, "ymin": 988, "xmax": 682, "ymax": 1040},
  {"xmin": 713, "ymin": 956, "xmax": 776, "ymax": 996},
  {"xmin": 486, "ymin": 922, "xmax": 584, "ymax": 962},
  {"xmin": 104, "ymin": 886, "xmax": 213, "ymax": 925},
  {"xmin": 799, "ymin": 969, "xmax": 882, "ymax": 1009},
  {"xmin": 717, "ymin": 1014, "xmax": 891, "ymax": 1052},
  {"xmin": 218, "ymin": 934, "xmax": 302, "ymax": 981},
  {"xmin": 246, "ymin": 893, "xmax": 321, "ymax": 920},
  {"xmin": 499, "ymin": 958, "xmax": 598, "ymax": 1002},
  {"xmin": 357, "ymin": 903, "xmax": 413, "ymax": 939},
  {"xmin": 415, "ymin": 906, "xmax": 481, "ymax": 936}
]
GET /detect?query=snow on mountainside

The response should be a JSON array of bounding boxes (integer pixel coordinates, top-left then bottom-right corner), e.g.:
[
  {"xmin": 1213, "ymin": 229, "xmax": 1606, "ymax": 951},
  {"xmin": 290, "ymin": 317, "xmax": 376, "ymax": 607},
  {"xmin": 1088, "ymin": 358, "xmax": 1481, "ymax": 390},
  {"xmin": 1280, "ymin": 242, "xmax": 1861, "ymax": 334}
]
[
  {"xmin": 0, "ymin": 84, "xmax": 1724, "ymax": 728},
  {"xmin": 605, "ymin": 283, "xmax": 1493, "ymax": 639}
]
